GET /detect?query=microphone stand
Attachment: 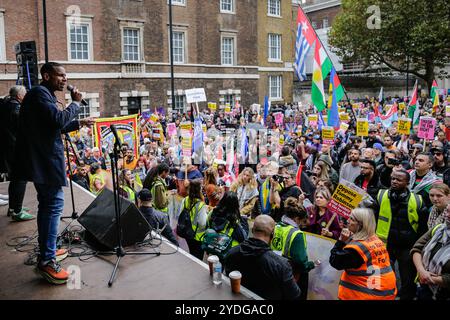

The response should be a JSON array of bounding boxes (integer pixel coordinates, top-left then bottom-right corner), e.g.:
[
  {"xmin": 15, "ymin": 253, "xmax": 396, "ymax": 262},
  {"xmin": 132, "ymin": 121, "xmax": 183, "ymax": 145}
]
[
  {"xmin": 61, "ymin": 133, "xmax": 79, "ymax": 220},
  {"xmin": 103, "ymin": 138, "xmax": 160, "ymax": 287}
]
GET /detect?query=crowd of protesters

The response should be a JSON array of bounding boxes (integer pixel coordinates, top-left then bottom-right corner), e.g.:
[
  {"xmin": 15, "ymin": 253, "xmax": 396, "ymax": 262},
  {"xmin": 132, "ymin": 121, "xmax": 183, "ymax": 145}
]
[{"xmin": 1, "ymin": 82, "xmax": 449, "ymax": 300}]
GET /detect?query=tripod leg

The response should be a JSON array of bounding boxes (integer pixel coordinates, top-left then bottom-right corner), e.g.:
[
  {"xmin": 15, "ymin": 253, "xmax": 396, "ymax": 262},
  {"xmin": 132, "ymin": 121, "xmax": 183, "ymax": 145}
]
[{"xmin": 108, "ymin": 255, "xmax": 122, "ymax": 287}]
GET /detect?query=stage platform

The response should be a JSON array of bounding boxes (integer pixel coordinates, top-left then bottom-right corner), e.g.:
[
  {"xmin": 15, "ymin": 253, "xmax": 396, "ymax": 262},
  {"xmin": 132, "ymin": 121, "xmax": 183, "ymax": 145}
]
[{"xmin": 0, "ymin": 182, "xmax": 260, "ymax": 300}]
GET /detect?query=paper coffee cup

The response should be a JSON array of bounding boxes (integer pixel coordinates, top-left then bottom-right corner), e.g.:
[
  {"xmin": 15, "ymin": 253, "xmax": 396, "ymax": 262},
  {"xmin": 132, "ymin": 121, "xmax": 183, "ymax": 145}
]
[
  {"xmin": 229, "ymin": 271, "xmax": 242, "ymax": 293},
  {"xmin": 207, "ymin": 255, "xmax": 219, "ymax": 275}
]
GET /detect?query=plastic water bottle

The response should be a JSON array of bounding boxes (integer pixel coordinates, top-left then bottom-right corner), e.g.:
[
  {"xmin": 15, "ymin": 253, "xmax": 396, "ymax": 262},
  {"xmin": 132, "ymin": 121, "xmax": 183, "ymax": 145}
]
[{"xmin": 213, "ymin": 261, "xmax": 222, "ymax": 285}]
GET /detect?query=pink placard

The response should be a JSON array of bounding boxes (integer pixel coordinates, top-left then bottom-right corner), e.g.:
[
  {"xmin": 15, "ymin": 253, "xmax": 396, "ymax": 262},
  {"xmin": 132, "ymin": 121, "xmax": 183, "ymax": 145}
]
[
  {"xmin": 417, "ymin": 117, "xmax": 436, "ymax": 140},
  {"xmin": 167, "ymin": 123, "xmax": 177, "ymax": 137},
  {"xmin": 274, "ymin": 112, "xmax": 284, "ymax": 126}
]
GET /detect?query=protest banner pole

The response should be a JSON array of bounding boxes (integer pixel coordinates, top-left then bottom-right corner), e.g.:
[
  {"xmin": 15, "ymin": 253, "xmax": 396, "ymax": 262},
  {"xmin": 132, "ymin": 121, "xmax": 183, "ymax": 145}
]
[{"xmin": 325, "ymin": 212, "xmax": 337, "ymax": 230}]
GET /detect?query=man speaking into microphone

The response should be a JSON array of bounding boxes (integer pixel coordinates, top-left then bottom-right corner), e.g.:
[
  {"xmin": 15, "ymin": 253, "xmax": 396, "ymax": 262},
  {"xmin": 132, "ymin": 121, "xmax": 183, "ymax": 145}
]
[{"xmin": 14, "ymin": 62, "xmax": 94, "ymax": 285}]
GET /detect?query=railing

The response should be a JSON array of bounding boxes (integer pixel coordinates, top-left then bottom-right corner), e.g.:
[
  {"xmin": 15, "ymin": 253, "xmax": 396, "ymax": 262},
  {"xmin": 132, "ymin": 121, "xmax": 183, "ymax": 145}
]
[{"xmin": 121, "ymin": 63, "xmax": 145, "ymax": 75}]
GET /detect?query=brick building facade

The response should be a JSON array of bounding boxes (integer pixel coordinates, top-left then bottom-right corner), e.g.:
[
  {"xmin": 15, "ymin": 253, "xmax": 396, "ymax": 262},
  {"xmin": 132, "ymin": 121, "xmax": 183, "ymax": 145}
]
[{"xmin": 3, "ymin": 0, "xmax": 299, "ymax": 118}]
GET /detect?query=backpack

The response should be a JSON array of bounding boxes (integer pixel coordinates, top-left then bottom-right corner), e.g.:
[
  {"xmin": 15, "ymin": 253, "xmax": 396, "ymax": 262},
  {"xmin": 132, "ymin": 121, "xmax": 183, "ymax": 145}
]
[
  {"xmin": 176, "ymin": 199, "xmax": 199, "ymax": 240},
  {"xmin": 201, "ymin": 228, "xmax": 233, "ymax": 260}
]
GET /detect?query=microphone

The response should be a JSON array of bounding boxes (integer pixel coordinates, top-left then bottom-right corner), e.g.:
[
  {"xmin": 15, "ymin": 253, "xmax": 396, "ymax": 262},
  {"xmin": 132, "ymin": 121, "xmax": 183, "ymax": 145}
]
[
  {"xmin": 110, "ymin": 124, "xmax": 122, "ymax": 149},
  {"xmin": 67, "ymin": 85, "xmax": 88, "ymax": 106}
]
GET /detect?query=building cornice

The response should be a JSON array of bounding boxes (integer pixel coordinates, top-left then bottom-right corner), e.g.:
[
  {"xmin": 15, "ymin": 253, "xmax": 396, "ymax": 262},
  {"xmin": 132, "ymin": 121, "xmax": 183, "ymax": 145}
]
[{"xmin": 302, "ymin": 0, "xmax": 341, "ymax": 13}]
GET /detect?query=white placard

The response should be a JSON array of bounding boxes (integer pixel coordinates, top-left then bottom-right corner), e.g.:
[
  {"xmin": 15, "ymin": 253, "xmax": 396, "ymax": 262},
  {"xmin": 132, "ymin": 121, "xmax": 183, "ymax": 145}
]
[{"xmin": 185, "ymin": 88, "xmax": 207, "ymax": 104}]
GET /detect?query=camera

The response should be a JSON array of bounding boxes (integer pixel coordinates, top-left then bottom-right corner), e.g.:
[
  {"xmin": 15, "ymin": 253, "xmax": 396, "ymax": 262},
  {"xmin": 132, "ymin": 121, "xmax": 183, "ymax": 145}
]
[
  {"xmin": 273, "ymin": 175, "xmax": 285, "ymax": 184},
  {"xmin": 387, "ymin": 158, "xmax": 401, "ymax": 166}
]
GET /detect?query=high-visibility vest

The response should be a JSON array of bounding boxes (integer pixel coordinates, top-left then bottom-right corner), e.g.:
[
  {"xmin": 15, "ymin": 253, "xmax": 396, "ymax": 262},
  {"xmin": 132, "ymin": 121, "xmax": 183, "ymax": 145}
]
[
  {"xmin": 376, "ymin": 189, "xmax": 422, "ymax": 243},
  {"xmin": 338, "ymin": 236, "xmax": 397, "ymax": 300},
  {"xmin": 270, "ymin": 223, "xmax": 306, "ymax": 260},
  {"xmin": 431, "ymin": 224, "xmax": 444, "ymax": 237},
  {"xmin": 222, "ymin": 221, "xmax": 240, "ymax": 248},
  {"xmin": 89, "ymin": 173, "xmax": 105, "ymax": 195},
  {"xmin": 184, "ymin": 197, "xmax": 206, "ymax": 242},
  {"xmin": 121, "ymin": 185, "xmax": 136, "ymax": 203},
  {"xmin": 151, "ymin": 177, "xmax": 168, "ymax": 213}
]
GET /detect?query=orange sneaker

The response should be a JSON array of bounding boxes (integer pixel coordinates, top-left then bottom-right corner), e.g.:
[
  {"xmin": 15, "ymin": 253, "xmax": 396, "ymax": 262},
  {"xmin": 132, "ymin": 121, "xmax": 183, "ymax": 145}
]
[
  {"xmin": 56, "ymin": 248, "xmax": 68, "ymax": 262},
  {"xmin": 36, "ymin": 260, "xmax": 69, "ymax": 285}
]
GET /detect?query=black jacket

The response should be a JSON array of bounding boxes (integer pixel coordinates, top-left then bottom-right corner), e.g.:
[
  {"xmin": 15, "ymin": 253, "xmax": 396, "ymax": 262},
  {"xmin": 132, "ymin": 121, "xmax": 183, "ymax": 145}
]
[
  {"xmin": 354, "ymin": 172, "xmax": 382, "ymax": 203},
  {"xmin": 139, "ymin": 206, "xmax": 179, "ymax": 246},
  {"xmin": 224, "ymin": 238, "xmax": 301, "ymax": 300},
  {"xmin": 373, "ymin": 189, "xmax": 429, "ymax": 249},
  {"xmin": 377, "ymin": 164, "xmax": 393, "ymax": 188},
  {"xmin": 208, "ymin": 214, "xmax": 248, "ymax": 245},
  {"xmin": 14, "ymin": 84, "xmax": 80, "ymax": 186},
  {"xmin": 0, "ymin": 97, "xmax": 21, "ymax": 173}
]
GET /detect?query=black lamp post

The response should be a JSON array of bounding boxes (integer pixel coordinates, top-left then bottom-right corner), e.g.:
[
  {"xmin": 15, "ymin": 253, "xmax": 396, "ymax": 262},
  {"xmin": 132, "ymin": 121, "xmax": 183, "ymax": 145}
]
[{"xmin": 169, "ymin": 0, "xmax": 175, "ymax": 114}]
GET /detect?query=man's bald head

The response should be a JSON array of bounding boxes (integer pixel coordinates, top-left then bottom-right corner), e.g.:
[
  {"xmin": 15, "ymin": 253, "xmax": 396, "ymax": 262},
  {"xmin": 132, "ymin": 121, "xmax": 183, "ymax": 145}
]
[{"xmin": 252, "ymin": 215, "xmax": 276, "ymax": 243}]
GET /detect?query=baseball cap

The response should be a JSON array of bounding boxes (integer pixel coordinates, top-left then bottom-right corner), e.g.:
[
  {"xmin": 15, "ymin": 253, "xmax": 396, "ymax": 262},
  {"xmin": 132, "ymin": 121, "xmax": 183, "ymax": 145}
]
[{"xmin": 138, "ymin": 188, "xmax": 152, "ymax": 201}]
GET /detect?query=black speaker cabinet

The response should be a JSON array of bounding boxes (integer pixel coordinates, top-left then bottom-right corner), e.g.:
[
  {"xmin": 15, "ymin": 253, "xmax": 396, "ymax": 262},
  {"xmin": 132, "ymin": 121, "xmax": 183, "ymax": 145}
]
[{"xmin": 78, "ymin": 188, "xmax": 151, "ymax": 250}]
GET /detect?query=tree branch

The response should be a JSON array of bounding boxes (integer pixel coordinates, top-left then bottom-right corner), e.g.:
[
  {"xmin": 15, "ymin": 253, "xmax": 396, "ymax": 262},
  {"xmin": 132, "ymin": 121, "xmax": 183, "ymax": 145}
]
[{"xmin": 373, "ymin": 53, "xmax": 425, "ymax": 79}]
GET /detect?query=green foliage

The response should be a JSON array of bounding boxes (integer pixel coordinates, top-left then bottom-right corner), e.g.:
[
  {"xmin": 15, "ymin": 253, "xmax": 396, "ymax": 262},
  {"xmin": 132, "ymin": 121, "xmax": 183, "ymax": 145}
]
[{"xmin": 329, "ymin": 0, "xmax": 450, "ymax": 91}]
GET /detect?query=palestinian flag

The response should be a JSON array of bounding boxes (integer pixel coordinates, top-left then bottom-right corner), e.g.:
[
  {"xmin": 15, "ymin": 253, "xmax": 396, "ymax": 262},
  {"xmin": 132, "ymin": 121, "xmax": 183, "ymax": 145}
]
[
  {"xmin": 407, "ymin": 80, "xmax": 420, "ymax": 125},
  {"xmin": 431, "ymin": 80, "xmax": 439, "ymax": 114},
  {"xmin": 311, "ymin": 40, "xmax": 332, "ymax": 111}
]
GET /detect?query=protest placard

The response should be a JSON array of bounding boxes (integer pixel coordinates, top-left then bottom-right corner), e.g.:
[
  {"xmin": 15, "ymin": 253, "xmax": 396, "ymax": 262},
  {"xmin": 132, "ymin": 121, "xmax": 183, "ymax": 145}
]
[
  {"xmin": 339, "ymin": 122, "xmax": 349, "ymax": 132},
  {"xmin": 446, "ymin": 105, "xmax": 450, "ymax": 117},
  {"xmin": 339, "ymin": 112, "xmax": 349, "ymax": 122},
  {"xmin": 225, "ymin": 103, "xmax": 231, "ymax": 113},
  {"xmin": 327, "ymin": 183, "xmax": 364, "ymax": 219},
  {"xmin": 418, "ymin": 116, "xmax": 436, "ymax": 140},
  {"xmin": 208, "ymin": 102, "xmax": 217, "ymax": 111},
  {"xmin": 322, "ymin": 126, "xmax": 335, "ymax": 145},
  {"xmin": 399, "ymin": 102, "xmax": 406, "ymax": 110},
  {"xmin": 356, "ymin": 118, "xmax": 369, "ymax": 137},
  {"xmin": 167, "ymin": 122, "xmax": 177, "ymax": 137},
  {"xmin": 308, "ymin": 114, "xmax": 318, "ymax": 127},
  {"xmin": 397, "ymin": 118, "xmax": 411, "ymax": 135},
  {"xmin": 274, "ymin": 112, "xmax": 284, "ymax": 126},
  {"xmin": 185, "ymin": 88, "xmax": 207, "ymax": 104}
]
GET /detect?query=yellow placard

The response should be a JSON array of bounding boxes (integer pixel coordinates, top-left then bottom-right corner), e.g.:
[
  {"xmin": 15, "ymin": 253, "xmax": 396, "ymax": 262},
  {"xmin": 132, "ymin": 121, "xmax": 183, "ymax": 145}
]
[
  {"xmin": 356, "ymin": 119, "xmax": 369, "ymax": 137},
  {"xmin": 208, "ymin": 102, "xmax": 217, "ymax": 111},
  {"xmin": 328, "ymin": 183, "xmax": 364, "ymax": 219},
  {"xmin": 202, "ymin": 124, "xmax": 207, "ymax": 134},
  {"xmin": 398, "ymin": 118, "xmax": 411, "ymax": 135},
  {"xmin": 308, "ymin": 114, "xmax": 318, "ymax": 122},
  {"xmin": 339, "ymin": 112, "xmax": 349, "ymax": 121},
  {"xmin": 225, "ymin": 103, "xmax": 231, "ymax": 113},
  {"xmin": 352, "ymin": 103, "xmax": 360, "ymax": 110},
  {"xmin": 322, "ymin": 126, "xmax": 335, "ymax": 140},
  {"xmin": 180, "ymin": 122, "xmax": 192, "ymax": 132},
  {"xmin": 399, "ymin": 102, "xmax": 406, "ymax": 110},
  {"xmin": 322, "ymin": 115, "xmax": 328, "ymax": 124},
  {"xmin": 339, "ymin": 122, "xmax": 349, "ymax": 132}
]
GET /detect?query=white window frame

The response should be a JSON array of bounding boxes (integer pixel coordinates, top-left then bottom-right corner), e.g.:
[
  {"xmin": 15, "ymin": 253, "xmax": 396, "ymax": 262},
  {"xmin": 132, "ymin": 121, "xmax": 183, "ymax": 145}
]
[
  {"xmin": 0, "ymin": 10, "xmax": 5, "ymax": 62},
  {"xmin": 322, "ymin": 18, "xmax": 329, "ymax": 29},
  {"xmin": 223, "ymin": 94, "xmax": 235, "ymax": 108},
  {"xmin": 66, "ymin": 16, "xmax": 94, "ymax": 61},
  {"xmin": 267, "ymin": 0, "xmax": 281, "ymax": 17},
  {"xmin": 120, "ymin": 21, "xmax": 144, "ymax": 62},
  {"xmin": 269, "ymin": 75, "xmax": 282, "ymax": 101},
  {"xmin": 220, "ymin": 0, "xmax": 235, "ymax": 14},
  {"xmin": 268, "ymin": 33, "xmax": 282, "ymax": 62},
  {"xmin": 77, "ymin": 99, "xmax": 92, "ymax": 119},
  {"xmin": 174, "ymin": 94, "xmax": 186, "ymax": 113},
  {"xmin": 221, "ymin": 34, "xmax": 236, "ymax": 66},
  {"xmin": 169, "ymin": 28, "xmax": 187, "ymax": 64}
]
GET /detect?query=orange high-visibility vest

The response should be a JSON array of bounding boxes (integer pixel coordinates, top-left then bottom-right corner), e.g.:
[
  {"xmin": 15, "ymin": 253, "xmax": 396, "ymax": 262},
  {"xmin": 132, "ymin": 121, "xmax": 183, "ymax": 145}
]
[{"xmin": 338, "ymin": 235, "xmax": 397, "ymax": 300}]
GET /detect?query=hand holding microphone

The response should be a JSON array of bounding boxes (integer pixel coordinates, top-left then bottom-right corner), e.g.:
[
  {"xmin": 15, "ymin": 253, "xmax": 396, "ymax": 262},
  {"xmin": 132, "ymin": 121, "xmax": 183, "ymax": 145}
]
[{"xmin": 67, "ymin": 84, "xmax": 88, "ymax": 106}]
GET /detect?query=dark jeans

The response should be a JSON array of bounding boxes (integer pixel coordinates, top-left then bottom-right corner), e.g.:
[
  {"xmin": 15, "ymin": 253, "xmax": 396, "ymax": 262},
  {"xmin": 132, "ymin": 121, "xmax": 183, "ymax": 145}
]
[
  {"xmin": 8, "ymin": 180, "xmax": 27, "ymax": 213},
  {"xmin": 388, "ymin": 245, "xmax": 417, "ymax": 300},
  {"xmin": 34, "ymin": 183, "xmax": 64, "ymax": 263},
  {"xmin": 186, "ymin": 238, "xmax": 204, "ymax": 261}
]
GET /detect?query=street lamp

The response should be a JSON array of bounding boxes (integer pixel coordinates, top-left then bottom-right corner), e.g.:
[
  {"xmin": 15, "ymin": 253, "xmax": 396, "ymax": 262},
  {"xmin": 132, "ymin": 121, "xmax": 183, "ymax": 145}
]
[{"xmin": 169, "ymin": 0, "xmax": 175, "ymax": 114}]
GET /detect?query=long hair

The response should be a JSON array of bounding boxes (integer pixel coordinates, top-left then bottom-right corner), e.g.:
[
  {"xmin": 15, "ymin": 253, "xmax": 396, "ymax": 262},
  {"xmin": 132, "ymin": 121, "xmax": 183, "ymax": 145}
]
[
  {"xmin": 188, "ymin": 179, "xmax": 204, "ymax": 202},
  {"xmin": 231, "ymin": 167, "xmax": 258, "ymax": 191},
  {"xmin": 143, "ymin": 163, "xmax": 169, "ymax": 190},
  {"xmin": 314, "ymin": 161, "xmax": 330, "ymax": 180},
  {"xmin": 351, "ymin": 208, "xmax": 377, "ymax": 241},
  {"xmin": 284, "ymin": 197, "xmax": 307, "ymax": 220},
  {"xmin": 119, "ymin": 169, "xmax": 132, "ymax": 188},
  {"xmin": 204, "ymin": 167, "xmax": 218, "ymax": 186},
  {"xmin": 313, "ymin": 186, "xmax": 331, "ymax": 210},
  {"xmin": 212, "ymin": 191, "xmax": 241, "ymax": 227}
]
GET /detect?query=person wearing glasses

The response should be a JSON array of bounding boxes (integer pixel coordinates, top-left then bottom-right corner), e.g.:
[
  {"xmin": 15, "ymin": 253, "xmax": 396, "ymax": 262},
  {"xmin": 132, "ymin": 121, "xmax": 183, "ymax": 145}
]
[{"xmin": 329, "ymin": 208, "xmax": 397, "ymax": 300}]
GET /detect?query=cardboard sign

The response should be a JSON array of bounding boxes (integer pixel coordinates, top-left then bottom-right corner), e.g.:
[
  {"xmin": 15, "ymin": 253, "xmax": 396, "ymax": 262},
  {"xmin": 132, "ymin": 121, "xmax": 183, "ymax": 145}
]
[
  {"xmin": 167, "ymin": 122, "xmax": 177, "ymax": 137},
  {"xmin": 399, "ymin": 102, "xmax": 406, "ymax": 110},
  {"xmin": 182, "ymin": 137, "xmax": 192, "ymax": 157},
  {"xmin": 274, "ymin": 112, "xmax": 284, "ymax": 126},
  {"xmin": 339, "ymin": 112, "xmax": 349, "ymax": 122},
  {"xmin": 225, "ymin": 103, "xmax": 231, "ymax": 113},
  {"xmin": 180, "ymin": 122, "xmax": 192, "ymax": 134},
  {"xmin": 446, "ymin": 105, "xmax": 450, "ymax": 117},
  {"xmin": 185, "ymin": 88, "xmax": 207, "ymax": 104},
  {"xmin": 397, "ymin": 118, "xmax": 411, "ymax": 135},
  {"xmin": 356, "ymin": 118, "xmax": 369, "ymax": 137},
  {"xmin": 322, "ymin": 126, "xmax": 335, "ymax": 145},
  {"xmin": 352, "ymin": 103, "xmax": 360, "ymax": 110},
  {"xmin": 327, "ymin": 183, "xmax": 364, "ymax": 219},
  {"xmin": 208, "ymin": 102, "xmax": 217, "ymax": 111},
  {"xmin": 418, "ymin": 117, "xmax": 436, "ymax": 140}
]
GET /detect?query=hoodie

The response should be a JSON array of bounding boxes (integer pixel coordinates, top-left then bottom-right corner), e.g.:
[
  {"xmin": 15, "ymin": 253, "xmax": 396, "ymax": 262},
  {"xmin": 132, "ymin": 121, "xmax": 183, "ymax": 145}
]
[{"xmin": 224, "ymin": 238, "xmax": 301, "ymax": 300}]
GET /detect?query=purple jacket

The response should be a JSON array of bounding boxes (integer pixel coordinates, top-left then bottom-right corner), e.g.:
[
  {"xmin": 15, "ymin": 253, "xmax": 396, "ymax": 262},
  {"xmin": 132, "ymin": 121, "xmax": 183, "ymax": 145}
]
[{"xmin": 305, "ymin": 206, "xmax": 342, "ymax": 240}]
